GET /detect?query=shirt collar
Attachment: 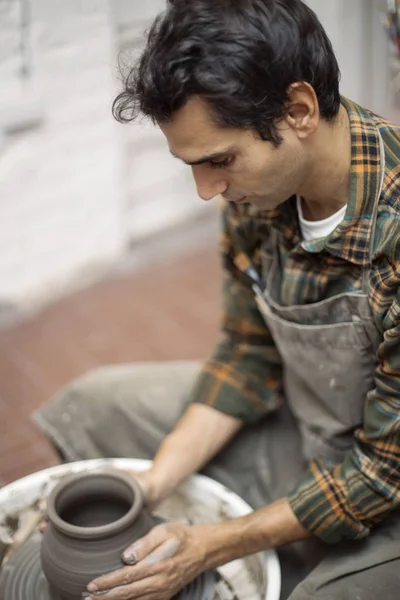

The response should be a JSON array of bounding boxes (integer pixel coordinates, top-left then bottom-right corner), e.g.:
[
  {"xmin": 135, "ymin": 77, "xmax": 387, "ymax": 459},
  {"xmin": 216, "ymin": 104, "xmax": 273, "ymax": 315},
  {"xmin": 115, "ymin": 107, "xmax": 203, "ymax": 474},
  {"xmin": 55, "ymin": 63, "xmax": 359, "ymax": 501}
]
[{"xmin": 257, "ymin": 97, "xmax": 384, "ymax": 266}]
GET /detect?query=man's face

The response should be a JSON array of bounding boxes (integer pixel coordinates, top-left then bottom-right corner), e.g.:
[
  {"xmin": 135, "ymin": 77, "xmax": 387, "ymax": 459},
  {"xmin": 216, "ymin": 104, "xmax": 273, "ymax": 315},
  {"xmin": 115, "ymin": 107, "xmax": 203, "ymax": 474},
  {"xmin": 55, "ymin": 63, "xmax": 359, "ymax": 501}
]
[{"xmin": 160, "ymin": 96, "xmax": 311, "ymax": 211}]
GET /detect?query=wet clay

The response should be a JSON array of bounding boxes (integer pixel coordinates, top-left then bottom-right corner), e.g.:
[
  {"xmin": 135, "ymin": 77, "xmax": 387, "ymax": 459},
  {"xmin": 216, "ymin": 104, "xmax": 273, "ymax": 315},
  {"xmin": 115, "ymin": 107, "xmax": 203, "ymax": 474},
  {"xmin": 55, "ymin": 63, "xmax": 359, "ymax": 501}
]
[
  {"xmin": 41, "ymin": 470, "xmax": 158, "ymax": 600},
  {"xmin": 60, "ymin": 495, "xmax": 130, "ymax": 527},
  {"xmin": 0, "ymin": 533, "xmax": 62, "ymax": 600},
  {"xmin": 0, "ymin": 469, "xmax": 216, "ymax": 600}
]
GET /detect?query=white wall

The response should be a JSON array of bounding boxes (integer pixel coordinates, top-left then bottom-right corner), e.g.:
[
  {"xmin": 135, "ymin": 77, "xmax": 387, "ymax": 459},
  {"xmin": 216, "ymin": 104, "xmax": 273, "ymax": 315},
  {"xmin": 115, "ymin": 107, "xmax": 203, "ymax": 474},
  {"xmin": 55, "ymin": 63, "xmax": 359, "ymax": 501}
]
[
  {"xmin": 113, "ymin": 0, "xmax": 208, "ymax": 244},
  {"xmin": 0, "ymin": 1, "xmax": 207, "ymax": 315},
  {"xmin": 0, "ymin": 1, "xmax": 125, "ymax": 313},
  {"xmin": 306, "ymin": 0, "xmax": 389, "ymax": 114}
]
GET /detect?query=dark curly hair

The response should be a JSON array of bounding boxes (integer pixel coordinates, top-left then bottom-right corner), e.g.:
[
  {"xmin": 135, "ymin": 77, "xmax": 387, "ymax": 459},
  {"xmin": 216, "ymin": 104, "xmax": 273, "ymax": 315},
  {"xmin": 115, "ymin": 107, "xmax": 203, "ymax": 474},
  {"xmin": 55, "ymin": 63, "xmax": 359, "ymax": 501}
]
[{"xmin": 113, "ymin": 0, "xmax": 341, "ymax": 145}]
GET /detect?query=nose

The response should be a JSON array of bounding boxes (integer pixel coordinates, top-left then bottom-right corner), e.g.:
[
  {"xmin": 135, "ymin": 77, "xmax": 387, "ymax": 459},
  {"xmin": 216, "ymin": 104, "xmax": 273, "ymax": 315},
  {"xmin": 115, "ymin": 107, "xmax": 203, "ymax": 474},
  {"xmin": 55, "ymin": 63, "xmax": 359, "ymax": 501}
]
[{"xmin": 191, "ymin": 165, "xmax": 228, "ymax": 201}]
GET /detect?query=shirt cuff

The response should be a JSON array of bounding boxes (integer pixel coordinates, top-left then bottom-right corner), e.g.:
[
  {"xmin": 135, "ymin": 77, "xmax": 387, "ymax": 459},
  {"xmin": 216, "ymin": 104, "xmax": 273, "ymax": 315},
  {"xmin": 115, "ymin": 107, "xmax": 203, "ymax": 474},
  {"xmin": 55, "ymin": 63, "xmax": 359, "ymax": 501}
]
[
  {"xmin": 188, "ymin": 357, "xmax": 283, "ymax": 423},
  {"xmin": 288, "ymin": 459, "xmax": 370, "ymax": 544}
]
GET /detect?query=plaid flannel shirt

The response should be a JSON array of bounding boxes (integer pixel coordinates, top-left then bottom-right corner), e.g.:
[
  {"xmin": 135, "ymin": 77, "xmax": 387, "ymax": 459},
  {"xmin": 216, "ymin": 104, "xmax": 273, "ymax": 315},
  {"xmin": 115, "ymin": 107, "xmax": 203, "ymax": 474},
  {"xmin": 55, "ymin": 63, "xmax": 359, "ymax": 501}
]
[{"xmin": 189, "ymin": 97, "xmax": 400, "ymax": 544}]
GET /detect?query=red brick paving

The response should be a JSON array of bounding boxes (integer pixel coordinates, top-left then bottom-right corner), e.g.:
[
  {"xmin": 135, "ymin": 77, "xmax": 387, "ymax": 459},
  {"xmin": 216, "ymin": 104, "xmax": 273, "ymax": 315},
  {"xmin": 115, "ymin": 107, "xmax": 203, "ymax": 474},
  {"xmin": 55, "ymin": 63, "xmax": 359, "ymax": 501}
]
[{"xmin": 0, "ymin": 246, "xmax": 221, "ymax": 485}]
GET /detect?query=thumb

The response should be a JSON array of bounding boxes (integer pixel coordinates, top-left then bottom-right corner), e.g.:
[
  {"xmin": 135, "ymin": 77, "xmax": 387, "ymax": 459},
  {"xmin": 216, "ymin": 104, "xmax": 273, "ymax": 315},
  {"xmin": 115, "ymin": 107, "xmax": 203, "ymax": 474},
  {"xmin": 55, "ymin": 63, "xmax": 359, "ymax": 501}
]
[
  {"xmin": 122, "ymin": 524, "xmax": 167, "ymax": 564},
  {"xmin": 39, "ymin": 516, "xmax": 49, "ymax": 534}
]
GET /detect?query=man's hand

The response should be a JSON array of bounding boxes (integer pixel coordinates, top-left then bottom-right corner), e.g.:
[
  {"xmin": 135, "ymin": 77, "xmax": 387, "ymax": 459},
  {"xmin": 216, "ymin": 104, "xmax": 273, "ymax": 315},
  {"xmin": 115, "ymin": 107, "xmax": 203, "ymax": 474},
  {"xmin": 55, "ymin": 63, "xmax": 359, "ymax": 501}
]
[
  {"xmin": 130, "ymin": 404, "xmax": 243, "ymax": 506},
  {"xmin": 84, "ymin": 522, "xmax": 210, "ymax": 600},
  {"xmin": 125, "ymin": 469, "xmax": 165, "ymax": 508},
  {"xmin": 84, "ymin": 498, "xmax": 311, "ymax": 599}
]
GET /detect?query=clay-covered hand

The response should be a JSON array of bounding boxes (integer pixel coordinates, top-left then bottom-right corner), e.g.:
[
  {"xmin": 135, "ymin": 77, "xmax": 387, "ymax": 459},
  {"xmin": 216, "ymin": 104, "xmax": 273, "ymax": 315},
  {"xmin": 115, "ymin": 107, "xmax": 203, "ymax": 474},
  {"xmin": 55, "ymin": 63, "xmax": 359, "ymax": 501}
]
[
  {"xmin": 84, "ymin": 522, "xmax": 210, "ymax": 600},
  {"xmin": 124, "ymin": 469, "xmax": 165, "ymax": 507}
]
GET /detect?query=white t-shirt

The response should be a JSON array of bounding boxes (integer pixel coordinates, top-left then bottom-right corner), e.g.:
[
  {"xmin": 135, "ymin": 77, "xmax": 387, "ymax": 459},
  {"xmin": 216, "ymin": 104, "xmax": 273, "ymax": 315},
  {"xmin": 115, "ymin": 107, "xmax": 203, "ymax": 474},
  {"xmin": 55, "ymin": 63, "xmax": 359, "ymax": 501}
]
[{"xmin": 296, "ymin": 195, "xmax": 347, "ymax": 242}]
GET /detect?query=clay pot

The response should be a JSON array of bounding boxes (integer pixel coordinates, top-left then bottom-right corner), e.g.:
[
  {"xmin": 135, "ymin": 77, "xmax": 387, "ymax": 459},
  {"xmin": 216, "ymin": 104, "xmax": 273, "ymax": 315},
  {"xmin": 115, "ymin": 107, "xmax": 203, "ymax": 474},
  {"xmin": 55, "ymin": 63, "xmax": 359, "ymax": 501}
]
[{"xmin": 41, "ymin": 470, "xmax": 158, "ymax": 600}]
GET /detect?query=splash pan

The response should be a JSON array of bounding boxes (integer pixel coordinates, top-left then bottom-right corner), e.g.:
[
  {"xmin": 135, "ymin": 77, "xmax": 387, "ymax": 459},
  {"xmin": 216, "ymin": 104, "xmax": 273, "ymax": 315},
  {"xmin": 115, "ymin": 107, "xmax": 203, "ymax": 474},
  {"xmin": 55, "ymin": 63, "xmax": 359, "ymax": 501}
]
[{"xmin": 0, "ymin": 459, "xmax": 281, "ymax": 600}]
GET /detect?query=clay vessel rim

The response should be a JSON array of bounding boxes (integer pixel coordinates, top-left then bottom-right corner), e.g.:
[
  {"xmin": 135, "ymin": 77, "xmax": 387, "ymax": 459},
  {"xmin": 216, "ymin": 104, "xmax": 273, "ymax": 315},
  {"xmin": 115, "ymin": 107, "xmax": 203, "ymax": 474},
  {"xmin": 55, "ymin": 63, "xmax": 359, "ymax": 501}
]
[{"xmin": 46, "ymin": 469, "xmax": 144, "ymax": 539}]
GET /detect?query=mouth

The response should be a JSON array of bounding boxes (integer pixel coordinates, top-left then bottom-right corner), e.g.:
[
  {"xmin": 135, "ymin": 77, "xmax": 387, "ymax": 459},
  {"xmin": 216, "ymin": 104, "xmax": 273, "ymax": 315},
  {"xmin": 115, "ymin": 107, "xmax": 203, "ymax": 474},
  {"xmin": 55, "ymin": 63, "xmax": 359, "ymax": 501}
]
[{"xmin": 225, "ymin": 196, "xmax": 247, "ymax": 204}]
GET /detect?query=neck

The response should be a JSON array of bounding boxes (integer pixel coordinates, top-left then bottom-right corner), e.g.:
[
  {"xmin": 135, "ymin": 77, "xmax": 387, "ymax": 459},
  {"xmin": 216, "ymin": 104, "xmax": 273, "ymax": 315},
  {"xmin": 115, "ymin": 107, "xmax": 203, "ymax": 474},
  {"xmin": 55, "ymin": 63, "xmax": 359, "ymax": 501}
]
[{"xmin": 299, "ymin": 104, "xmax": 352, "ymax": 221}]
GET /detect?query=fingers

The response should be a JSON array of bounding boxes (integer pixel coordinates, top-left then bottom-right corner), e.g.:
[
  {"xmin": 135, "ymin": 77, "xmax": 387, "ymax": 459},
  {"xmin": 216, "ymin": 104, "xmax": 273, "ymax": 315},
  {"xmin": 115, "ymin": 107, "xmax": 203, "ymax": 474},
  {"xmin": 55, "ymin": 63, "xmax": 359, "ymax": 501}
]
[
  {"xmin": 88, "ymin": 526, "xmax": 170, "ymax": 592},
  {"xmin": 83, "ymin": 574, "xmax": 170, "ymax": 600},
  {"xmin": 121, "ymin": 469, "xmax": 146, "ymax": 490},
  {"xmin": 119, "ymin": 470, "xmax": 157, "ymax": 507},
  {"xmin": 85, "ymin": 556, "xmax": 176, "ymax": 598},
  {"xmin": 87, "ymin": 543, "xmax": 180, "ymax": 595},
  {"xmin": 87, "ymin": 565, "xmax": 140, "ymax": 592},
  {"xmin": 87, "ymin": 524, "xmax": 187, "ymax": 599},
  {"xmin": 142, "ymin": 540, "xmax": 180, "ymax": 566},
  {"xmin": 122, "ymin": 525, "xmax": 169, "ymax": 564},
  {"xmin": 39, "ymin": 516, "xmax": 49, "ymax": 534}
]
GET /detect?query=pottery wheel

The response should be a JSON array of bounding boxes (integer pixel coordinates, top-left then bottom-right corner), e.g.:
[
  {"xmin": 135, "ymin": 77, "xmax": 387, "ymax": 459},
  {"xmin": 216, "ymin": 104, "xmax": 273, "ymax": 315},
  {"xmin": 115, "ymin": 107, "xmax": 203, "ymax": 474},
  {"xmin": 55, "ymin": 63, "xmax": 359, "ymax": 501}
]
[
  {"xmin": 0, "ymin": 533, "xmax": 216, "ymax": 600},
  {"xmin": 0, "ymin": 533, "xmax": 62, "ymax": 600}
]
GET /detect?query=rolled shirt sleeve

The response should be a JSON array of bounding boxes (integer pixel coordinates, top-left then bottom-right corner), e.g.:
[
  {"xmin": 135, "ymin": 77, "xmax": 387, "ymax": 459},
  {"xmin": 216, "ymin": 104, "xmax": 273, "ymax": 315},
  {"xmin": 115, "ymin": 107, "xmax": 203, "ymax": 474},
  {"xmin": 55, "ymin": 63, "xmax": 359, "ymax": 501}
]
[{"xmin": 189, "ymin": 202, "xmax": 284, "ymax": 422}]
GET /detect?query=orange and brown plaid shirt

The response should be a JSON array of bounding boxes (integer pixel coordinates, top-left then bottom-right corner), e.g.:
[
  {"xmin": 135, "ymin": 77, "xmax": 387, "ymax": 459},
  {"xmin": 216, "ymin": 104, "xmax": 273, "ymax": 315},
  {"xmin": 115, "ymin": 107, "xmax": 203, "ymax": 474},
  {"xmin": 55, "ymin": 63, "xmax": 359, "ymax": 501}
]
[{"xmin": 189, "ymin": 97, "xmax": 400, "ymax": 544}]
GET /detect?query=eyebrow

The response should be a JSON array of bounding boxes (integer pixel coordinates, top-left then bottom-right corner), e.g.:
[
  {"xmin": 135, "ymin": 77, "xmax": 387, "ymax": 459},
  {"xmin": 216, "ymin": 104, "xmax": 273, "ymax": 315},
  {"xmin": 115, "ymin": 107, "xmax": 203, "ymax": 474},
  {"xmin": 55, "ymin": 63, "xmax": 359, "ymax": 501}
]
[{"xmin": 170, "ymin": 148, "xmax": 233, "ymax": 166}]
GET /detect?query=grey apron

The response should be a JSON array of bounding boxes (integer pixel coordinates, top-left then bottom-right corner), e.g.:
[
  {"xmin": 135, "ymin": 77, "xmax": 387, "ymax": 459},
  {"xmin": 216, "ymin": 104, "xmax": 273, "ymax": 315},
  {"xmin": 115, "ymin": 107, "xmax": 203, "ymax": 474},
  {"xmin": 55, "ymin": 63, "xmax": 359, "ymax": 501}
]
[{"xmin": 253, "ymin": 133, "xmax": 384, "ymax": 470}]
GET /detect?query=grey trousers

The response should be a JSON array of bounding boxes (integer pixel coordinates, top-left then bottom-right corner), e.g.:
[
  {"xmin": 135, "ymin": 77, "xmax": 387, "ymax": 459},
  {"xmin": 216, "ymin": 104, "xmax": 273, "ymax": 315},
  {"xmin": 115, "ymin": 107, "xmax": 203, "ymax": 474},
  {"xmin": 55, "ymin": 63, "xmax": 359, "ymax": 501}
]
[{"xmin": 33, "ymin": 362, "xmax": 400, "ymax": 600}]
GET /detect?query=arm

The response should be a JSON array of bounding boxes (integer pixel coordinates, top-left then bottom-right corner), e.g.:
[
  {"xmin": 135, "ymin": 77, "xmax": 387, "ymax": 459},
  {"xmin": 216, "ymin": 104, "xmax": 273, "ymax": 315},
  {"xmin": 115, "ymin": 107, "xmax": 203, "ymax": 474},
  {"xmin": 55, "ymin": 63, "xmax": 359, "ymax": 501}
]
[
  {"xmin": 138, "ymin": 202, "xmax": 283, "ymax": 504},
  {"xmin": 203, "ymin": 498, "xmax": 311, "ymax": 569},
  {"xmin": 87, "ymin": 499, "xmax": 310, "ymax": 599},
  {"xmin": 188, "ymin": 202, "xmax": 283, "ymax": 422},
  {"xmin": 143, "ymin": 403, "xmax": 243, "ymax": 503}
]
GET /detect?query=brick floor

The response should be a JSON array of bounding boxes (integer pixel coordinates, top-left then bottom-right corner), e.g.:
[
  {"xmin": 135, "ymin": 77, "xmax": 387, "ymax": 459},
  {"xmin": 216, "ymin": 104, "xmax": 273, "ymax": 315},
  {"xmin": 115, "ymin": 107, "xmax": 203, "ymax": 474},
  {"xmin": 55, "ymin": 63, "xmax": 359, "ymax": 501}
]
[{"xmin": 0, "ymin": 245, "xmax": 221, "ymax": 485}]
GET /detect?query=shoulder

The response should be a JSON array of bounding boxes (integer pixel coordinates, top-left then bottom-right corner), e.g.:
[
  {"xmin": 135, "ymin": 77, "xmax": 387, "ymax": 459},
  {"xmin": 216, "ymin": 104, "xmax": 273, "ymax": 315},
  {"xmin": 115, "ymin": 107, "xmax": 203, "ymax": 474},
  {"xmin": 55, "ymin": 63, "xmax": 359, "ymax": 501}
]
[
  {"xmin": 373, "ymin": 198, "xmax": 400, "ymax": 265},
  {"xmin": 376, "ymin": 114, "xmax": 400, "ymax": 212}
]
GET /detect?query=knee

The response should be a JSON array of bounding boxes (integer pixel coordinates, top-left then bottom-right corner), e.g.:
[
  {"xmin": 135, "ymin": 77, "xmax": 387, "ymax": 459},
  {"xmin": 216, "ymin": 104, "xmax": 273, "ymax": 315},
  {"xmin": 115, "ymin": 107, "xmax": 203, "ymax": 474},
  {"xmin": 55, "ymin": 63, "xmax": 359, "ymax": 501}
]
[
  {"xmin": 40, "ymin": 366, "xmax": 127, "ymax": 428},
  {"xmin": 54, "ymin": 367, "xmax": 111, "ymax": 406},
  {"xmin": 64, "ymin": 363, "xmax": 138, "ymax": 400},
  {"xmin": 288, "ymin": 565, "xmax": 400, "ymax": 600}
]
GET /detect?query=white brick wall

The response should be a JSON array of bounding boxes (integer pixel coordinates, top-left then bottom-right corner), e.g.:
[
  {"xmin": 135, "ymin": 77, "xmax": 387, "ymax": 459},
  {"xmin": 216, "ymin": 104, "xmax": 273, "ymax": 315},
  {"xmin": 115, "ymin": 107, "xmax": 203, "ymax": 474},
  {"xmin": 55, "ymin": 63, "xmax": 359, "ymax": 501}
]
[
  {"xmin": 0, "ymin": 1, "xmax": 125, "ymax": 312},
  {"xmin": 113, "ymin": 0, "xmax": 208, "ymax": 242},
  {"xmin": 0, "ymin": 0, "xmax": 207, "ymax": 315}
]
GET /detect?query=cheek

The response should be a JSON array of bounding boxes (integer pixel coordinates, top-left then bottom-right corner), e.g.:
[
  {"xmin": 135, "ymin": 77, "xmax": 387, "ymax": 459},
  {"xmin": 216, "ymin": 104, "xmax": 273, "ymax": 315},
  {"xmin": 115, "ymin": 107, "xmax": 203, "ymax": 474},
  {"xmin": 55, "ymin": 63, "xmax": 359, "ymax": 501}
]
[
  {"xmin": 234, "ymin": 145, "xmax": 290, "ymax": 192},
  {"xmin": 231, "ymin": 169, "xmax": 261, "ymax": 193},
  {"xmin": 235, "ymin": 156, "xmax": 267, "ymax": 188},
  {"xmin": 250, "ymin": 163, "xmax": 278, "ymax": 191}
]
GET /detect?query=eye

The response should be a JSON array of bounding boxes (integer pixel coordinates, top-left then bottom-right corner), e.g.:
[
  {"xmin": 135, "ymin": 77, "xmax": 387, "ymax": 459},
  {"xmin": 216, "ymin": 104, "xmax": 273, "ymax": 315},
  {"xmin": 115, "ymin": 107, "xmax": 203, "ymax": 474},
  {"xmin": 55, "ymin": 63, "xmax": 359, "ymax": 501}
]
[{"xmin": 209, "ymin": 157, "xmax": 233, "ymax": 170}]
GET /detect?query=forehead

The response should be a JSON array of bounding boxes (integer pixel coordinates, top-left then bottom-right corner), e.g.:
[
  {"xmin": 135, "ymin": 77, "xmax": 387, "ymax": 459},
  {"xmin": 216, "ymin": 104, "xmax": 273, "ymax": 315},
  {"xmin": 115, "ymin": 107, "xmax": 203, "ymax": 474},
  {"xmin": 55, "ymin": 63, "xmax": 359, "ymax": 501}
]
[{"xmin": 160, "ymin": 96, "xmax": 248, "ymax": 159}]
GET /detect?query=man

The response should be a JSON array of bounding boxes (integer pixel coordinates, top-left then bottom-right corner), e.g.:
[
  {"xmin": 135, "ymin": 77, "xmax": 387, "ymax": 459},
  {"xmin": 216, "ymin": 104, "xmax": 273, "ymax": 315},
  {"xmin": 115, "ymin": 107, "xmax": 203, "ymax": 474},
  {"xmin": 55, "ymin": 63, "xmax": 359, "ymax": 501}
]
[{"xmin": 34, "ymin": 1, "xmax": 400, "ymax": 599}]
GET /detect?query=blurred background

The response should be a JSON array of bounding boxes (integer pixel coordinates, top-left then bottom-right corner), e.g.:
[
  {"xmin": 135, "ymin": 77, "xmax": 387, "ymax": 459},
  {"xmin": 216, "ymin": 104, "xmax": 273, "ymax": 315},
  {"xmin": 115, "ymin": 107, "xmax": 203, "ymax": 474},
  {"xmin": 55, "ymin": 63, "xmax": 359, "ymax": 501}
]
[{"xmin": 0, "ymin": 0, "xmax": 398, "ymax": 485}]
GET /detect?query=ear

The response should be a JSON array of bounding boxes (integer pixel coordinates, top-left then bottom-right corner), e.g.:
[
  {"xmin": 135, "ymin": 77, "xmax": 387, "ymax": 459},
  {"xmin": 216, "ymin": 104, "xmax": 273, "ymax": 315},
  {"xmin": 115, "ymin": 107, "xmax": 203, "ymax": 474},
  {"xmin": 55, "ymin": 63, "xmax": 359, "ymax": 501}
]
[{"xmin": 284, "ymin": 82, "xmax": 320, "ymax": 139}]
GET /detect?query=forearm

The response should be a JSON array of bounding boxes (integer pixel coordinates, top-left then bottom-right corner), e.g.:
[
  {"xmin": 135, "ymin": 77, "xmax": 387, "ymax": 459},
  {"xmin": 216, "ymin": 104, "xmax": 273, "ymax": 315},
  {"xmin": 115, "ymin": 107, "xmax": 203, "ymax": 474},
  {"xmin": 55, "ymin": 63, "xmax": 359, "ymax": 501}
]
[
  {"xmin": 149, "ymin": 403, "xmax": 243, "ymax": 501},
  {"xmin": 200, "ymin": 498, "xmax": 311, "ymax": 569}
]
